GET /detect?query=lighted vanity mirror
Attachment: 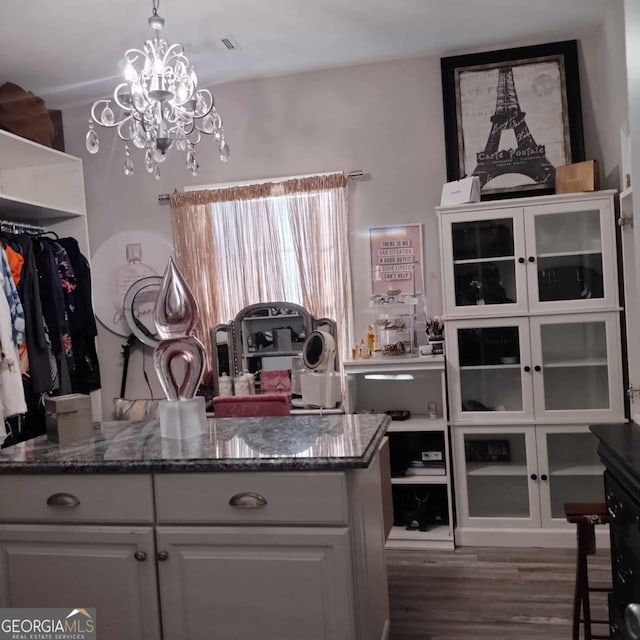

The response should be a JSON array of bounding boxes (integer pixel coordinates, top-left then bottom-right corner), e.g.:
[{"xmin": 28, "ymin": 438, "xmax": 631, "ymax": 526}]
[{"xmin": 210, "ymin": 302, "xmax": 338, "ymax": 405}]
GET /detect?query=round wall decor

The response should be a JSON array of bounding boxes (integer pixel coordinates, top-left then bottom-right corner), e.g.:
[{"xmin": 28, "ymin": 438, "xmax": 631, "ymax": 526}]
[{"xmin": 92, "ymin": 231, "xmax": 173, "ymax": 336}]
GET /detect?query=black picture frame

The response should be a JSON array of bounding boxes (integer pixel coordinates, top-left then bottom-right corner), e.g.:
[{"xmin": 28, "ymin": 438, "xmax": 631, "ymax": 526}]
[{"xmin": 441, "ymin": 40, "xmax": 584, "ymax": 200}]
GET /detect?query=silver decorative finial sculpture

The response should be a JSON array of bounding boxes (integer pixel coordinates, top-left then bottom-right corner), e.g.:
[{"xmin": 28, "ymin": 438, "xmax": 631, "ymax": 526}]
[{"xmin": 153, "ymin": 257, "xmax": 207, "ymax": 438}]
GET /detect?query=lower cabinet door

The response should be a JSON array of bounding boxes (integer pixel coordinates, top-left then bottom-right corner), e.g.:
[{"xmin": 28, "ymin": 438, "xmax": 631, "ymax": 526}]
[
  {"xmin": 156, "ymin": 525, "xmax": 356, "ymax": 640},
  {"xmin": 535, "ymin": 424, "xmax": 606, "ymax": 528},
  {"xmin": 452, "ymin": 426, "xmax": 541, "ymax": 529},
  {"xmin": 0, "ymin": 524, "xmax": 160, "ymax": 640}
]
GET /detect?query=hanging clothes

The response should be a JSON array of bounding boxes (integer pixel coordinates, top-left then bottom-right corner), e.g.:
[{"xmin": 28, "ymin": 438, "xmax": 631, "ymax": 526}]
[
  {"xmin": 0, "ymin": 227, "xmax": 101, "ymax": 447},
  {"xmin": 13, "ymin": 235, "xmax": 53, "ymax": 394},
  {"xmin": 0, "ymin": 265, "xmax": 26, "ymax": 426},
  {"xmin": 0, "ymin": 248, "xmax": 25, "ymax": 350},
  {"xmin": 57, "ymin": 237, "xmax": 101, "ymax": 393}
]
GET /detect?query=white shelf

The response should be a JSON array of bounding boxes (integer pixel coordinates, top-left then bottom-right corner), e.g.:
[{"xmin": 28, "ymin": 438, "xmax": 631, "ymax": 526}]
[
  {"xmin": 343, "ymin": 355, "xmax": 444, "ymax": 374},
  {"xmin": 0, "ymin": 129, "xmax": 86, "ymax": 220},
  {"xmin": 0, "ymin": 192, "xmax": 84, "ymax": 221},
  {"xmin": 466, "ymin": 462, "xmax": 528, "ymax": 476},
  {"xmin": 0, "ymin": 129, "xmax": 81, "ymax": 170},
  {"xmin": 386, "ymin": 416, "xmax": 446, "ymax": 432},
  {"xmin": 544, "ymin": 358, "xmax": 607, "ymax": 368},
  {"xmin": 387, "ymin": 524, "xmax": 452, "ymax": 543},
  {"xmin": 459, "ymin": 363, "xmax": 520, "ymax": 370},
  {"xmin": 391, "ymin": 475, "xmax": 447, "ymax": 485},
  {"xmin": 244, "ymin": 349, "xmax": 303, "ymax": 358},
  {"xmin": 537, "ymin": 249, "xmax": 601, "ymax": 258},
  {"xmin": 453, "ymin": 255, "xmax": 514, "ymax": 265},
  {"xmin": 549, "ymin": 464, "xmax": 604, "ymax": 476}
]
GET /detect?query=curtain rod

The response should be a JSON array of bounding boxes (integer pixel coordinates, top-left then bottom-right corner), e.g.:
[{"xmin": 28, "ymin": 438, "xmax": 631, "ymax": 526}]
[{"xmin": 157, "ymin": 169, "xmax": 365, "ymax": 203}]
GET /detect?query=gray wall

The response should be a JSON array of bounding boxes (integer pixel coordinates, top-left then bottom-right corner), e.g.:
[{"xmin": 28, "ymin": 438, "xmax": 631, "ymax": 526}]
[{"xmin": 62, "ymin": 9, "xmax": 628, "ymax": 416}]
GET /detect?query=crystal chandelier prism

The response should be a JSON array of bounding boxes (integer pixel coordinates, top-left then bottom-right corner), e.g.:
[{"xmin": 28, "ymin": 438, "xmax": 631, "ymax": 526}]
[{"xmin": 85, "ymin": 0, "xmax": 230, "ymax": 179}]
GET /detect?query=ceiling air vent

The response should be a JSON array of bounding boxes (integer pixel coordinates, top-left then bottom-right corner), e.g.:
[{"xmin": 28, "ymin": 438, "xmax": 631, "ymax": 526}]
[{"xmin": 219, "ymin": 36, "xmax": 240, "ymax": 51}]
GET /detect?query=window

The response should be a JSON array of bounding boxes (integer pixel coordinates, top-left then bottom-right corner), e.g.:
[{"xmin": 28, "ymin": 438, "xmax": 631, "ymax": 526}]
[{"xmin": 170, "ymin": 174, "xmax": 353, "ymax": 365}]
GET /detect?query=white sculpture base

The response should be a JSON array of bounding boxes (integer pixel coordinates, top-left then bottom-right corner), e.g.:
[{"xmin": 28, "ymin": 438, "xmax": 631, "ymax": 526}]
[{"xmin": 159, "ymin": 397, "xmax": 207, "ymax": 439}]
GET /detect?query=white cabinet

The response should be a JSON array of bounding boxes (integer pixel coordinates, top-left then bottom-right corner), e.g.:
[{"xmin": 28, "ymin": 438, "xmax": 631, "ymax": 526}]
[
  {"xmin": 157, "ymin": 526, "xmax": 355, "ymax": 640},
  {"xmin": 0, "ymin": 129, "xmax": 90, "ymax": 254},
  {"xmin": 0, "ymin": 524, "xmax": 160, "ymax": 640},
  {"xmin": 438, "ymin": 191, "xmax": 624, "ymax": 548},
  {"xmin": 438, "ymin": 190, "xmax": 619, "ymax": 319},
  {"xmin": 0, "ymin": 466, "xmax": 389, "ymax": 640},
  {"xmin": 343, "ymin": 356, "xmax": 454, "ymax": 549},
  {"xmin": 446, "ymin": 312, "xmax": 624, "ymax": 424},
  {"xmin": 452, "ymin": 425, "xmax": 605, "ymax": 545},
  {"xmin": 0, "ymin": 129, "xmax": 97, "ymax": 415}
]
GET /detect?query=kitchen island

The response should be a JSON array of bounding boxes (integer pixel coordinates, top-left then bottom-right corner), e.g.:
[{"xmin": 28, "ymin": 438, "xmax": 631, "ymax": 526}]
[{"xmin": 0, "ymin": 414, "xmax": 390, "ymax": 640}]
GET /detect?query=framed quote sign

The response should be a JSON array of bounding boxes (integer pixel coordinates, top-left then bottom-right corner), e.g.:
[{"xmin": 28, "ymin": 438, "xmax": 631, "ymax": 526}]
[{"xmin": 369, "ymin": 224, "xmax": 424, "ymax": 295}]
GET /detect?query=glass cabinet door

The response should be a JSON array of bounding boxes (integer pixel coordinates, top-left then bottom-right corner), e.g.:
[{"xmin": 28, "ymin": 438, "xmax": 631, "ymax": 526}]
[
  {"xmin": 454, "ymin": 428, "xmax": 539, "ymax": 528},
  {"xmin": 448, "ymin": 318, "xmax": 534, "ymax": 423},
  {"xmin": 536, "ymin": 427, "xmax": 605, "ymax": 528},
  {"xmin": 529, "ymin": 313, "xmax": 624, "ymax": 421},
  {"xmin": 440, "ymin": 209, "xmax": 528, "ymax": 317},
  {"xmin": 525, "ymin": 200, "xmax": 617, "ymax": 311}
]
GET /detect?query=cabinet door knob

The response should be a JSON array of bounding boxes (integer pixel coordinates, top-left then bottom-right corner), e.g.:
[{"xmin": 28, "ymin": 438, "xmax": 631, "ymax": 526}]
[
  {"xmin": 534, "ymin": 365, "xmax": 542, "ymax": 372},
  {"xmin": 518, "ymin": 257, "xmax": 525, "ymax": 264},
  {"xmin": 540, "ymin": 474, "xmax": 548, "ymax": 481},
  {"xmin": 229, "ymin": 492, "xmax": 268, "ymax": 509},
  {"xmin": 523, "ymin": 366, "xmax": 531, "ymax": 373},
  {"xmin": 46, "ymin": 492, "xmax": 80, "ymax": 508},
  {"xmin": 530, "ymin": 474, "xmax": 538, "ymax": 480},
  {"xmin": 134, "ymin": 551, "xmax": 147, "ymax": 562},
  {"xmin": 157, "ymin": 551, "xmax": 169, "ymax": 561},
  {"xmin": 528, "ymin": 256, "xmax": 536, "ymax": 263},
  {"xmin": 626, "ymin": 603, "xmax": 640, "ymax": 640}
]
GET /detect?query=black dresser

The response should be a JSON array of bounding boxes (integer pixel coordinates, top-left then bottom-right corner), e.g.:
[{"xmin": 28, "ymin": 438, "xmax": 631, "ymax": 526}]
[{"xmin": 592, "ymin": 423, "xmax": 640, "ymax": 639}]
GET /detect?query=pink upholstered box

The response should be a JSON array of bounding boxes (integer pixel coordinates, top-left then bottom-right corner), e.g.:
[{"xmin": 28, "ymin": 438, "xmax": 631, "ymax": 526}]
[{"xmin": 212, "ymin": 393, "xmax": 291, "ymax": 418}]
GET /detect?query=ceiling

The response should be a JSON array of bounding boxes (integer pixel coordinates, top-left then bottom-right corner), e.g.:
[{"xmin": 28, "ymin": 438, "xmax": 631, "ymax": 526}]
[{"xmin": 1, "ymin": 0, "xmax": 615, "ymax": 109}]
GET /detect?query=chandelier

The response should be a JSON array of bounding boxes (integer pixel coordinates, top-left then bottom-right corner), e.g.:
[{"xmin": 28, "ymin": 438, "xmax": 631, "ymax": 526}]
[{"xmin": 85, "ymin": 0, "xmax": 230, "ymax": 179}]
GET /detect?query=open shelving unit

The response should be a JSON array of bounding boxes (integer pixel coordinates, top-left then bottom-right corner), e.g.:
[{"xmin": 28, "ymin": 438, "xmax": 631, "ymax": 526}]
[{"xmin": 343, "ymin": 354, "xmax": 454, "ymax": 550}]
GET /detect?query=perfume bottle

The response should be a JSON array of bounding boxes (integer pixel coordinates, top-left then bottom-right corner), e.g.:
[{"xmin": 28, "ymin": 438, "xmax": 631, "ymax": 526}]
[{"xmin": 111, "ymin": 243, "xmax": 158, "ymax": 325}]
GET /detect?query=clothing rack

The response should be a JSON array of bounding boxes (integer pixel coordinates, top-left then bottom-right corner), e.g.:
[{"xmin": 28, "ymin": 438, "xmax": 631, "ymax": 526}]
[
  {"xmin": 156, "ymin": 169, "xmax": 366, "ymax": 203},
  {"xmin": 0, "ymin": 220, "xmax": 46, "ymax": 235}
]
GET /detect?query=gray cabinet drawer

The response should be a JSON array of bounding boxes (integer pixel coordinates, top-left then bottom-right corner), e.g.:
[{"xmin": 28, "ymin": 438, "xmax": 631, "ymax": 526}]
[
  {"xmin": 154, "ymin": 472, "xmax": 349, "ymax": 525},
  {"xmin": 0, "ymin": 475, "xmax": 154, "ymax": 523}
]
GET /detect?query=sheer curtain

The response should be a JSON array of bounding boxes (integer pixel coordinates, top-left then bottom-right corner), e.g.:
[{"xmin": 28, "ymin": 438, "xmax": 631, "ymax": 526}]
[{"xmin": 169, "ymin": 173, "xmax": 353, "ymax": 365}]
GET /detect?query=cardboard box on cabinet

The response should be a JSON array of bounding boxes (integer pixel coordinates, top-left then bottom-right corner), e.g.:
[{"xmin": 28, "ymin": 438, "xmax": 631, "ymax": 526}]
[{"xmin": 555, "ymin": 160, "xmax": 599, "ymax": 194}]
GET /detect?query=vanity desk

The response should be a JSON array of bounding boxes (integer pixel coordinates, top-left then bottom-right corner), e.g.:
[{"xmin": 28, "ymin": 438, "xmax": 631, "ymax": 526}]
[{"xmin": 0, "ymin": 414, "xmax": 390, "ymax": 640}]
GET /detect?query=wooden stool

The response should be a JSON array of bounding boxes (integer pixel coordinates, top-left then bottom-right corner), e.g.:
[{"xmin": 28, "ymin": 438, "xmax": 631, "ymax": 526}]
[{"xmin": 564, "ymin": 502, "xmax": 612, "ymax": 640}]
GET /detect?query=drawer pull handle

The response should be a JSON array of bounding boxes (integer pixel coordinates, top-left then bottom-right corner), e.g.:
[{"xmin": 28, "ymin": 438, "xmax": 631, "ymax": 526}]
[
  {"xmin": 46, "ymin": 492, "xmax": 80, "ymax": 508},
  {"xmin": 134, "ymin": 551, "xmax": 147, "ymax": 562},
  {"xmin": 229, "ymin": 492, "xmax": 268, "ymax": 509},
  {"xmin": 625, "ymin": 603, "xmax": 640, "ymax": 640},
  {"xmin": 157, "ymin": 551, "xmax": 169, "ymax": 561}
]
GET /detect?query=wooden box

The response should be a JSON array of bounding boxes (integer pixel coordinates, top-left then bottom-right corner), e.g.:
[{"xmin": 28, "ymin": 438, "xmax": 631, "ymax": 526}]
[{"xmin": 555, "ymin": 160, "xmax": 600, "ymax": 194}]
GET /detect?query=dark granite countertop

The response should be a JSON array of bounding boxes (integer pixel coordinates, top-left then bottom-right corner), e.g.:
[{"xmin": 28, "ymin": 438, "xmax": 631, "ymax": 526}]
[
  {"xmin": 591, "ymin": 422, "xmax": 640, "ymax": 480},
  {"xmin": 0, "ymin": 414, "xmax": 390, "ymax": 474}
]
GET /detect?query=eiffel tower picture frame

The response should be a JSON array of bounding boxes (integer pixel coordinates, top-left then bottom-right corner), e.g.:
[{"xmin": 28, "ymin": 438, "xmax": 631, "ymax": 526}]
[{"xmin": 441, "ymin": 40, "xmax": 585, "ymax": 200}]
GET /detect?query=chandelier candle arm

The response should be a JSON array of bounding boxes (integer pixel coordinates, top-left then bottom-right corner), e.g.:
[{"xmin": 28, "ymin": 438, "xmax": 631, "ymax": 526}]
[{"xmin": 86, "ymin": 0, "xmax": 230, "ymax": 179}]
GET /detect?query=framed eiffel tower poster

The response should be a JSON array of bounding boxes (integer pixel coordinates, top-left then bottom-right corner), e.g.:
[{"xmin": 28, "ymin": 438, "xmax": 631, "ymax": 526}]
[{"xmin": 441, "ymin": 40, "xmax": 584, "ymax": 200}]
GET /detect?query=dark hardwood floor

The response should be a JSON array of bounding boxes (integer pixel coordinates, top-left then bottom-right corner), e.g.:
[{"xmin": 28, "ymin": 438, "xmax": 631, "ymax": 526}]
[{"xmin": 386, "ymin": 547, "xmax": 611, "ymax": 639}]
